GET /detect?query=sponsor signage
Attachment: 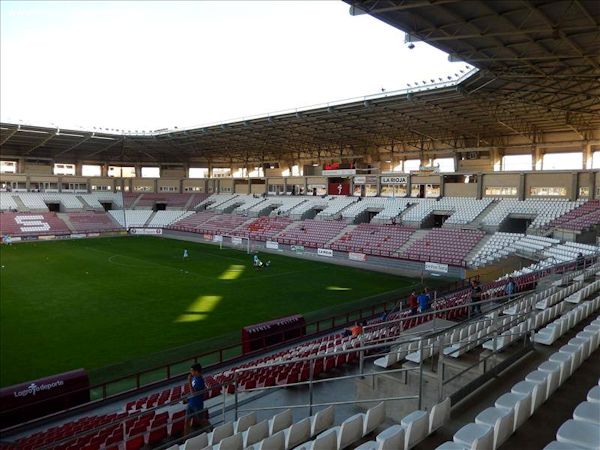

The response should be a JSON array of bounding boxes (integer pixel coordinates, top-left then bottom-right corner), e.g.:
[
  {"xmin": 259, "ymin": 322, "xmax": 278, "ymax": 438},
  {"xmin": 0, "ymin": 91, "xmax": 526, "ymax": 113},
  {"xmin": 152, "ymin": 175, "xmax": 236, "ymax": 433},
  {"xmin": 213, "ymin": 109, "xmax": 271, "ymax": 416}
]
[
  {"xmin": 381, "ymin": 176, "xmax": 408, "ymax": 185},
  {"xmin": 71, "ymin": 234, "xmax": 86, "ymax": 239},
  {"xmin": 231, "ymin": 237, "xmax": 243, "ymax": 245},
  {"xmin": 322, "ymin": 169, "xmax": 357, "ymax": 176},
  {"xmin": 130, "ymin": 228, "xmax": 162, "ymax": 235},
  {"xmin": 10, "ymin": 237, "xmax": 21, "ymax": 242},
  {"xmin": 87, "ymin": 233, "xmax": 100, "ymax": 238},
  {"xmin": 266, "ymin": 240, "xmax": 279, "ymax": 250},
  {"xmin": 353, "ymin": 176, "xmax": 366, "ymax": 185},
  {"xmin": 291, "ymin": 245, "xmax": 304, "ymax": 253},
  {"xmin": 213, "ymin": 235, "xmax": 223, "ymax": 243},
  {"xmin": 21, "ymin": 236, "xmax": 38, "ymax": 241},
  {"xmin": 317, "ymin": 248, "xmax": 333, "ymax": 257},
  {"xmin": 328, "ymin": 182, "xmax": 351, "ymax": 196},
  {"xmin": 0, "ymin": 369, "xmax": 89, "ymax": 428},
  {"xmin": 38, "ymin": 235, "xmax": 55, "ymax": 241},
  {"xmin": 425, "ymin": 262, "xmax": 449, "ymax": 273},
  {"xmin": 349, "ymin": 252, "xmax": 367, "ymax": 262}
]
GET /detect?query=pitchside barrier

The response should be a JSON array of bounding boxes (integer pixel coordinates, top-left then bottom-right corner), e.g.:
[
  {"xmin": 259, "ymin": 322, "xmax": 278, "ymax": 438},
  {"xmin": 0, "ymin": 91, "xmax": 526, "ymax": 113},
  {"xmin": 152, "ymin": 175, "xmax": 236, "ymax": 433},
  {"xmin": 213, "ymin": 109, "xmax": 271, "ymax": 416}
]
[
  {"xmin": 242, "ymin": 315, "xmax": 306, "ymax": 354},
  {"xmin": 0, "ymin": 369, "xmax": 89, "ymax": 428}
]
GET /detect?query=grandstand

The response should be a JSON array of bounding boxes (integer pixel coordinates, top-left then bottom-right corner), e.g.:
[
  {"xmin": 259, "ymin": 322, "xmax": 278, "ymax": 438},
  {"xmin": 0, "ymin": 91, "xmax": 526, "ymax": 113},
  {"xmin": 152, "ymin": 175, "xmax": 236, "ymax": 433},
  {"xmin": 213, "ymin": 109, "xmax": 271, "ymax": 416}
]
[{"xmin": 1, "ymin": 0, "xmax": 599, "ymax": 449}]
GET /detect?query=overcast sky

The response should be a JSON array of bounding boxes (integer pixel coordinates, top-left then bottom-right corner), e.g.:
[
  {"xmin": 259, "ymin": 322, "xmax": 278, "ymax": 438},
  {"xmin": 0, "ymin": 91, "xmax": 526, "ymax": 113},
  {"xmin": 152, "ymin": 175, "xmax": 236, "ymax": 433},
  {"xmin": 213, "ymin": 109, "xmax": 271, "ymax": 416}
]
[{"xmin": 0, "ymin": 1, "xmax": 468, "ymax": 132}]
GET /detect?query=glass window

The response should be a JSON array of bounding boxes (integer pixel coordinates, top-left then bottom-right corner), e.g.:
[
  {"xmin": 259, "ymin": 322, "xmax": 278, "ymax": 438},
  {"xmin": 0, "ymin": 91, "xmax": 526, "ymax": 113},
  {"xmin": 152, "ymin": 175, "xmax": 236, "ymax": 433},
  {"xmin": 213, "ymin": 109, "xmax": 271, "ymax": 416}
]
[
  {"xmin": 404, "ymin": 159, "xmax": 421, "ymax": 172},
  {"xmin": 91, "ymin": 185, "xmax": 111, "ymax": 191},
  {"xmin": 81, "ymin": 164, "xmax": 101, "ymax": 177},
  {"xmin": 184, "ymin": 186, "xmax": 203, "ymax": 192},
  {"xmin": 189, "ymin": 167, "xmax": 209, "ymax": 178},
  {"xmin": 141, "ymin": 167, "xmax": 160, "ymax": 178},
  {"xmin": 213, "ymin": 168, "xmax": 232, "ymax": 178},
  {"xmin": 542, "ymin": 152, "xmax": 582, "ymax": 170},
  {"xmin": 529, "ymin": 187, "xmax": 567, "ymax": 196},
  {"xmin": 108, "ymin": 166, "xmax": 136, "ymax": 177},
  {"xmin": 248, "ymin": 167, "xmax": 264, "ymax": 177},
  {"xmin": 485, "ymin": 186, "xmax": 518, "ymax": 196},
  {"xmin": 433, "ymin": 158, "xmax": 455, "ymax": 173},
  {"xmin": 502, "ymin": 154, "xmax": 532, "ymax": 171},
  {"xmin": 425, "ymin": 184, "xmax": 440, "ymax": 198},
  {"xmin": 159, "ymin": 186, "xmax": 177, "ymax": 192},
  {"xmin": 579, "ymin": 187, "xmax": 590, "ymax": 198},
  {"xmin": 0, "ymin": 160, "xmax": 17, "ymax": 174},
  {"xmin": 133, "ymin": 185, "xmax": 152, "ymax": 192},
  {"xmin": 365, "ymin": 185, "xmax": 378, "ymax": 196},
  {"xmin": 592, "ymin": 151, "xmax": 600, "ymax": 169},
  {"xmin": 53, "ymin": 163, "xmax": 76, "ymax": 176}
]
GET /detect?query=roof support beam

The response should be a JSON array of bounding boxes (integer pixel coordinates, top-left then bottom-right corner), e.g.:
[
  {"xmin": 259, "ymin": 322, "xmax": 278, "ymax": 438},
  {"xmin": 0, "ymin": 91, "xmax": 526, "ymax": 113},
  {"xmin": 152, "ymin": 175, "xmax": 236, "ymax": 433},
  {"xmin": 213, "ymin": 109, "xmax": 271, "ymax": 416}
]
[
  {"xmin": 23, "ymin": 130, "xmax": 58, "ymax": 155},
  {"xmin": 0, "ymin": 125, "xmax": 20, "ymax": 146}
]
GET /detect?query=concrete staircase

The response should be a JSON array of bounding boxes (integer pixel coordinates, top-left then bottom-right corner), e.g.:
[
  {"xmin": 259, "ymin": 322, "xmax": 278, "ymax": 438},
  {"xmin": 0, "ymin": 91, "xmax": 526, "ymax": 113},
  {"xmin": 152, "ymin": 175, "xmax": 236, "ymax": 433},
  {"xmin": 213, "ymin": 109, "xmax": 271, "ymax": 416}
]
[
  {"xmin": 56, "ymin": 213, "xmax": 76, "ymax": 232},
  {"xmin": 326, "ymin": 224, "xmax": 357, "ymax": 246},
  {"xmin": 130, "ymin": 194, "xmax": 144, "ymax": 209},
  {"xmin": 394, "ymin": 228, "xmax": 429, "ymax": 256},
  {"xmin": 144, "ymin": 212, "xmax": 156, "ymax": 227},
  {"xmin": 11, "ymin": 195, "xmax": 28, "ymax": 212}
]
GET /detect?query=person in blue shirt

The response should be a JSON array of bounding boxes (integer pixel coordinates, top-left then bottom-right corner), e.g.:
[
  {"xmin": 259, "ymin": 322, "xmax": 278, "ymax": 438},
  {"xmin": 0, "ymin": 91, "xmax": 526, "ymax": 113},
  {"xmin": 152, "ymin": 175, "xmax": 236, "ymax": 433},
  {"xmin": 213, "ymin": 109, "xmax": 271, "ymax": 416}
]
[
  {"xmin": 184, "ymin": 363, "xmax": 208, "ymax": 435},
  {"xmin": 417, "ymin": 289, "xmax": 430, "ymax": 312}
]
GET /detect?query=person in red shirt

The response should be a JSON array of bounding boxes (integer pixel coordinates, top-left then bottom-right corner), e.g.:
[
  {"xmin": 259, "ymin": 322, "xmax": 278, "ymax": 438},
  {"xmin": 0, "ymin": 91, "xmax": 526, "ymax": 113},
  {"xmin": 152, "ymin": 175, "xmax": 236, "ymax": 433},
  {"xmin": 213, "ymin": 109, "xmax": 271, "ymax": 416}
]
[{"xmin": 408, "ymin": 291, "xmax": 418, "ymax": 315}]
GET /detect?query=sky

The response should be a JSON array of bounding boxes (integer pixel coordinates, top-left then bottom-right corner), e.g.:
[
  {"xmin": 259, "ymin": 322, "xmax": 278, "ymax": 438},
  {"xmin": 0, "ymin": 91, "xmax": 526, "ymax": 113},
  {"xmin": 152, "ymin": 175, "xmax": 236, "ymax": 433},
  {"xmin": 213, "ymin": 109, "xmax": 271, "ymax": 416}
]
[{"xmin": 0, "ymin": 1, "xmax": 468, "ymax": 132}]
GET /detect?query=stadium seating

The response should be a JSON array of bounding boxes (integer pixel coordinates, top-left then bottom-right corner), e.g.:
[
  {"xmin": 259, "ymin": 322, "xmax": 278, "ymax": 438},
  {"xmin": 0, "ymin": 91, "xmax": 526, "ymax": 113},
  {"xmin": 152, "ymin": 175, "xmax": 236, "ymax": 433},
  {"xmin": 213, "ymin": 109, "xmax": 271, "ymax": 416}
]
[
  {"xmin": 67, "ymin": 212, "xmax": 123, "ymax": 232},
  {"xmin": 232, "ymin": 216, "xmax": 293, "ymax": 241},
  {"xmin": 0, "ymin": 212, "xmax": 70, "ymax": 236},
  {"xmin": 147, "ymin": 211, "xmax": 194, "ymax": 227},
  {"xmin": 400, "ymin": 228, "xmax": 485, "ymax": 266},
  {"xmin": 0, "ymin": 193, "xmax": 19, "ymax": 211},
  {"xmin": 134, "ymin": 193, "xmax": 202, "ymax": 209},
  {"xmin": 276, "ymin": 219, "xmax": 349, "ymax": 248},
  {"xmin": 340, "ymin": 197, "xmax": 412, "ymax": 223},
  {"xmin": 108, "ymin": 210, "xmax": 153, "ymax": 228},
  {"xmin": 192, "ymin": 213, "xmax": 253, "ymax": 235},
  {"xmin": 329, "ymin": 223, "xmax": 414, "ymax": 257},
  {"xmin": 544, "ymin": 199, "xmax": 600, "ymax": 232},
  {"xmin": 481, "ymin": 198, "xmax": 585, "ymax": 229},
  {"xmin": 401, "ymin": 197, "xmax": 493, "ymax": 226},
  {"xmin": 169, "ymin": 211, "xmax": 219, "ymax": 231}
]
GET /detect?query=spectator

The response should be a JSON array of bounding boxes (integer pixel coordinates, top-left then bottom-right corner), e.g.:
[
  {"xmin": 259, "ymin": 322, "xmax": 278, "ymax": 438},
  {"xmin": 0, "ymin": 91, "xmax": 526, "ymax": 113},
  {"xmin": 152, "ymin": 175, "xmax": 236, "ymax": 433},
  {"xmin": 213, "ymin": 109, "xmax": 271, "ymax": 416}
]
[
  {"xmin": 417, "ymin": 289, "xmax": 430, "ymax": 313},
  {"xmin": 380, "ymin": 309, "xmax": 388, "ymax": 321},
  {"xmin": 504, "ymin": 277, "xmax": 516, "ymax": 301},
  {"xmin": 576, "ymin": 252, "xmax": 585, "ymax": 270},
  {"xmin": 470, "ymin": 279, "xmax": 482, "ymax": 315},
  {"xmin": 348, "ymin": 321, "xmax": 363, "ymax": 337},
  {"xmin": 408, "ymin": 291, "xmax": 418, "ymax": 315},
  {"xmin": 184, "ymin": 363, "xmax": 209, "ymax": 435}
]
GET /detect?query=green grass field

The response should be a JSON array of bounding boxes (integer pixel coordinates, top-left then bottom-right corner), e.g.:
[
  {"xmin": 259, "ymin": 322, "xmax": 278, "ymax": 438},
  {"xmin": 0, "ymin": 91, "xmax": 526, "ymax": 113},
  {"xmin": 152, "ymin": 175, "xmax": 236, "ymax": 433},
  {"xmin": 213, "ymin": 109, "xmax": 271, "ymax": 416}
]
[{"xmin": 0, "ymin": 236, "xmax": 424, "ymax": 388}]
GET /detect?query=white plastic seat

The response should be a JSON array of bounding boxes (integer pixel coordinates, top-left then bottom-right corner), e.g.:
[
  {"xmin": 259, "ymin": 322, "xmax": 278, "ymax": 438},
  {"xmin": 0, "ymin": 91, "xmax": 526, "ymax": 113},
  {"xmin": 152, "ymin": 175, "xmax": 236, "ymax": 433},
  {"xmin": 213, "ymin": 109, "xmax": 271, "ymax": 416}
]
[
  {"xmin": 319, "ymin": 413, "xmax": 364, "ymax": 450},
  {"xmin": 435, "ymin": 442, "xmax": 469, "ymax": 450},
  {"xmin": 453, "ymin": 423, "xmax": 494, "ymax": 450},
  {"xmin": 270, "ymin": 409, "xmax": 293, "ymax": 435},
  {"xmin": 511, "ymin": 381, "xmax": 544, "ymax": 414},
  {"xmin": 252, "ymin": 430, "xmax": 285, "ymax": 450},
  {"xmin": 400, "ymin": 410, "xmax": 428, "ymax": 449},
  {"xmin": 569, "ymin": 337, "xmax": 592, "ymax": 360},
  {"xmin": 573, "ymin": 401, "xmax": 600, "ymax": 425},
  {"xmin": 556, "ymin": 419, "xmax": 600, "ymax": 449},
  {"xmin": 234, "ymin": 412, "xmax": 256, "ymax": 433},
  {"xmin": 243, "ymin": 420, "xmax": 270, "ymax": 448},
  {"xmin": 543, "ymin": 440, "xmax": 587, "ymax": 449},
  {"xmin": 537, "ymin": 362, "xmax": 562, "ymax": 394},
  {"xmin": 181, "ymin": 433, "xmax": 209, "ymax": 450},
  {"xmin": 474, "ymin": 407, "xmax": 514, "ymax": 449},
  {"xmin": 360, "ymin": 402, "xmax": 385, "ymax": 437},
  {"xmin": 524, "ymin": 370, "xmax": 550, "ymax": 403},
  {"xmin": 429, "ymin": 397, "xmax": 451, "ymax": 433},
  {"xmin": 283, "ymin": 418, "xmax": 311, "ymax": 450},
  {"xmin": 549, "ymin": 352, "xmax": 574, "ymax": 382},
  {"xmin": 208, "ymin": 421, "xmax": 234, "ymax": 446},
  {"xmin": 213, "ymin": 432, "xmax": 243, "ymax": 450},
  {"xmin": 309, "ymin": 406, "xmax": 335, "ymax": 437},
  {"xmin": 559, "ymin": 344, "xmax": 583, "ymax": 370},
  {"xmin": 494, "ymin": 392, "xmax": 532, "ymax": 429},
  {"xmin": 588, "ymin": 385, "xmax": 600, "ymax": 403},
  {"xmin": 374, "ymin": 352, "xmax": 397, "ymax": 369},
  {"xmin": 354, "ymin": 425, "xmax": 405, "ymax": 450}
]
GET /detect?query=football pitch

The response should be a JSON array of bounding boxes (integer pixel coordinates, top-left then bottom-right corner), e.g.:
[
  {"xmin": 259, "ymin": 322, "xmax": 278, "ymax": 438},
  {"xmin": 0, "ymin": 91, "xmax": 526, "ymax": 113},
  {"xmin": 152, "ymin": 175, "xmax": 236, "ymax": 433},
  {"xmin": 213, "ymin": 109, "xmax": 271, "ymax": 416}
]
[{"xmin": 0, "ymin": 236, "xmax": 425, "ymax": 388}]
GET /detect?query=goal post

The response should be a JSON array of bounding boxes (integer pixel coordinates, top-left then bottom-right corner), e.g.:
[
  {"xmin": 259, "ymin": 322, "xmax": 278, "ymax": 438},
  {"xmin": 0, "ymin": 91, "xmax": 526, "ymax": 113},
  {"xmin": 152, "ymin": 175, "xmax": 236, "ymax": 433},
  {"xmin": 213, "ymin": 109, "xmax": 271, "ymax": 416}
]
[{"xmin": 218, "ymin": 234, "xmax": 252, "ymax": 254}]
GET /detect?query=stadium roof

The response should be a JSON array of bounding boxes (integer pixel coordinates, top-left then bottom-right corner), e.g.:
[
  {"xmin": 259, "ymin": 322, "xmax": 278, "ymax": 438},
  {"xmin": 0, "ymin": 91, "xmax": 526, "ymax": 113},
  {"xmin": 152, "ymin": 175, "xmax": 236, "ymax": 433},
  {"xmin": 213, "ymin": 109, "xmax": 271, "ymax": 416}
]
[{"xmin": 1, "ymin": 0, "xmax": 599, "ymax": 165}]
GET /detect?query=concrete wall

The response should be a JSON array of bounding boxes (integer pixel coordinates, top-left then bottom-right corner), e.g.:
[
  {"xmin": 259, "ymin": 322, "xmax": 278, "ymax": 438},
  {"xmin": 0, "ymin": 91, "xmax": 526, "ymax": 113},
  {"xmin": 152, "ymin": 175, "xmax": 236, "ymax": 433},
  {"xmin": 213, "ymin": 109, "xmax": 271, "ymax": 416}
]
[
  {"xmin": 444, "ymin": 183, "xmax": 477, "ymax": 197},
  {"xmin": 525, "ymin": 172, "xmax": 572, "ymax": 198}
]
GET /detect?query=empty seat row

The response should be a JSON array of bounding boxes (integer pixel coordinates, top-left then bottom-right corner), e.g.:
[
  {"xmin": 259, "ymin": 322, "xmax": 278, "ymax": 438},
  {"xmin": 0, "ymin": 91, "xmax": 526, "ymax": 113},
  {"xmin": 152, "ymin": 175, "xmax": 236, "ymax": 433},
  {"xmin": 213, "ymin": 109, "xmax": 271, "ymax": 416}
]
[
  {"xmin": 437, "ymin": 314, "xmax": 600, "ymax": 450},
  {"xmin": 534, "ymin": 296, "xmax": 600, "ymax": 345}
]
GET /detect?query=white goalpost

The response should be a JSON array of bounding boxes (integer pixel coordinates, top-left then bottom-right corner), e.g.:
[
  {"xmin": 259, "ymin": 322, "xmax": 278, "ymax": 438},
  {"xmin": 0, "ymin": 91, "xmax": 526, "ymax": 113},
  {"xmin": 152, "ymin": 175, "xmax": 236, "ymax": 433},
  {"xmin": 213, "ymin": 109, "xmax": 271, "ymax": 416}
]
[{"xmin": 218, "ymin": 234, "xmax": 252, "ymax": 254}]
